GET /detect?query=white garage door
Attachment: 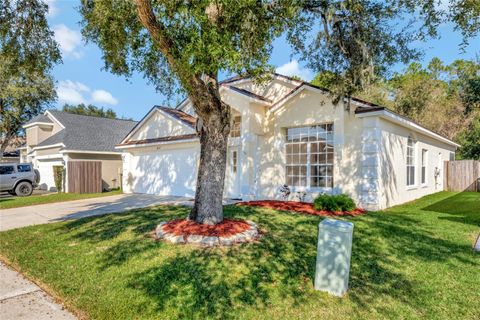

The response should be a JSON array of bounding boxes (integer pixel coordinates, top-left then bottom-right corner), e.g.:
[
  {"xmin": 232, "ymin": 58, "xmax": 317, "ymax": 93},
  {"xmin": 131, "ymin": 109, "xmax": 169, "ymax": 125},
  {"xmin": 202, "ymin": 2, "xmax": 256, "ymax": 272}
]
[
  {"xmin": 130, "ymin": 146, "xmax": 199, "ymax": 197},
  {"xmin": 37, "ymin": 159, "xmax": 63, "ymax": 191}
]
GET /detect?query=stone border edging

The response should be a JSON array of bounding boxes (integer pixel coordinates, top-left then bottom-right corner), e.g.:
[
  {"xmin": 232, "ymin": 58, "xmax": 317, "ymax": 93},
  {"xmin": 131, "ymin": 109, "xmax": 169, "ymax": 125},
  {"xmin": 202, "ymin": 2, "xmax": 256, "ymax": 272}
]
[{"xmin": 155, "ymin": 220, "xmax": 259, "ymax": 246}]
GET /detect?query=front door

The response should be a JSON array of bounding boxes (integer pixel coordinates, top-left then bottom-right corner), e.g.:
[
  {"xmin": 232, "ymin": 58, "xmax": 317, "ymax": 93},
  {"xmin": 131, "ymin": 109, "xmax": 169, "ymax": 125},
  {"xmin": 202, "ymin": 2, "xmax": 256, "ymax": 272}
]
[{"xmin": 226, "ymin": 147, "xmax": 241, "ymax": 198}]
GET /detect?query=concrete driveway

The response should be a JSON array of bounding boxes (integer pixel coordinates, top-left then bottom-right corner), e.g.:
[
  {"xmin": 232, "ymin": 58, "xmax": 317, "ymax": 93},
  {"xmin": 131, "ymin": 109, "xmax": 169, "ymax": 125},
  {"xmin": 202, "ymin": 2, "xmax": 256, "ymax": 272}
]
[{"xmin": 0, "ymin": 194, "xmax": 193, "ymax": 232}]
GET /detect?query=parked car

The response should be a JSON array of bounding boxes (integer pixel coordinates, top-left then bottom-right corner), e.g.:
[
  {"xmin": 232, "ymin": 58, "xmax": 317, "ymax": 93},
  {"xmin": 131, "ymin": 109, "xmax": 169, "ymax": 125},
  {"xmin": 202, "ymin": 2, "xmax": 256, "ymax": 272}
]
[{"xmin": 0, "ymin": 163, "xmax": 39, "ymax": 196}]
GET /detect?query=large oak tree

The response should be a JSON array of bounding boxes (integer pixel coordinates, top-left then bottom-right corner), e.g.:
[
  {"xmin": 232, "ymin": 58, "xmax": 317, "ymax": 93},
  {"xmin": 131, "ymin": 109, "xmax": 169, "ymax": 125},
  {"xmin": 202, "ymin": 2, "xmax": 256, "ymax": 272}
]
[{"xmin": 80, "ymin": 0, "xmax": 293, "ymax": 224}]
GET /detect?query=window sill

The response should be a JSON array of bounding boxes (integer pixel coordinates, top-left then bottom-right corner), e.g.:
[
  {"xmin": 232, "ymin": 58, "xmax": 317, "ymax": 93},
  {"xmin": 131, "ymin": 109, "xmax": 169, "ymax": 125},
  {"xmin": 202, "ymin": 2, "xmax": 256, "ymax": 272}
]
[
  {"xmin": 406, "ymin": 186, "xmax": 418, "ymax": 191},
  {"xmin": 421, "ymin": 184, "xmax": 428, "ymax": 188},
  {"xmin": 290, "ymin": 186, "xmax": 333, "ymax": 193}
]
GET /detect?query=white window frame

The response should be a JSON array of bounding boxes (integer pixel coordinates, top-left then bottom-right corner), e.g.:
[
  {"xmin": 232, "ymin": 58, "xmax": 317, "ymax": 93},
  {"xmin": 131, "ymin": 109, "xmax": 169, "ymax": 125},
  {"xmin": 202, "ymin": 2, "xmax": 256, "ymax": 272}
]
[
  {"xmin": 285, "ymin": 124, "xmax": 334, "ymax": 191},
  {"xmin": 231, "ymin": 150, "xmax": 238, "ymax": 174},
  {"xmin": 421, "ymin": 148, "xmax": 428, "ymax": 186},
  {"xmin": 230, "ymin": 116, "xmax": 241, "ymax": 138},
  {"xmin": 406, "ymin": 136, "xmax": 416, "ymax": 188}
]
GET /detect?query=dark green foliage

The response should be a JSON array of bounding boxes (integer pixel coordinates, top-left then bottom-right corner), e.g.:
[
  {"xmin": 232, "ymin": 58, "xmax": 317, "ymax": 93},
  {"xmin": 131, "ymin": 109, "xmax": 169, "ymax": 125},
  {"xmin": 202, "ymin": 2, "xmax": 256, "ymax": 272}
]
[
  {"xmin": 313, "ymin": 194, "xmax": 356, "ymax": 212},
  {"xmin": 62, "ymin": 104, "xmax": 117, "ymax": 119},
  {"xmin": 290, "ymin": 1, "xmax": 479, "ymax": 99},
  {"xmin": 0, "ymin": 0, "xmax": 61, "ymax": 155},
  {"xmin": 457, "ymin": 115, "xmax": 480, "ymax": 160},
  {"xmin": 52, "ymin": 165, "xmax": 64, "ymax": 193},
  {"xmin": 79, "ymin": 1, "xmax": 293, "ymax": 98}
]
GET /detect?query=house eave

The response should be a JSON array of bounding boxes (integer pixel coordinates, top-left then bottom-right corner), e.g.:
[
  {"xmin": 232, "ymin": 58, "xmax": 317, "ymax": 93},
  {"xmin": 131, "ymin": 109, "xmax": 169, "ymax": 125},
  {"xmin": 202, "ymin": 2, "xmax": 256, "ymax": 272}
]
[
  {"xmin": 355, "ymin": 109, "xmax": 460, "ymax": 148},
  {"xmin": 116, "ymin": 138, "xmax": 199, "ymax": 150},
  {"xmin": 60, "ymin": 150, "xmax": 121, "ymax": 155},
  {"xmin": 30, "ymin": 143, "xmax": 65, "ymax": 151},
  {"xmin": 22, "ymin": 122, "xmax": 54, "ymax": 129}
]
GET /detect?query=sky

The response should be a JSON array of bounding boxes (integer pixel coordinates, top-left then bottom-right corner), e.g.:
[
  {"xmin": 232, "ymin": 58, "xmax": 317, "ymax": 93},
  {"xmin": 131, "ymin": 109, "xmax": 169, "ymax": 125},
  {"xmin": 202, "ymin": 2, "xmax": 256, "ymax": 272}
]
[{"xmin": 46, "ymin": 0, "xmax": 479, "ymax": 121}]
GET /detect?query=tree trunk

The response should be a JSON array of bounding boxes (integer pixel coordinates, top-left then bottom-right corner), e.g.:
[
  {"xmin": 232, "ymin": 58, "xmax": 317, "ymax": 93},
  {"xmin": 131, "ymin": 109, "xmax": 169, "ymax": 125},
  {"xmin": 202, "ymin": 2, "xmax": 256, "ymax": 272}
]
[
  {"xmin": 0, "ymin": 131, "xmax": 15, "ymax": 161},
  {"xmin": 189, "ymin": 101, "xmax": 230, "ymax": 225},
  {"xmin": 135, "ymin": 0, "xmax": 230, "ymax": 224}
]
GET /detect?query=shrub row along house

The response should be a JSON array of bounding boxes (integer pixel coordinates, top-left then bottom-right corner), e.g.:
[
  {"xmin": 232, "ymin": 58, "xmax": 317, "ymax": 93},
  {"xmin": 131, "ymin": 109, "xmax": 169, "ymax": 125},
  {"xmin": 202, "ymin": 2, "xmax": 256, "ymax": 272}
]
[
  {"xmin": 20, "ymin": 74, "xmax": 458, "ymax": 210},
  {"xmin": 21, "ymin": 111, "xmax": 137, "ymax": 192}
]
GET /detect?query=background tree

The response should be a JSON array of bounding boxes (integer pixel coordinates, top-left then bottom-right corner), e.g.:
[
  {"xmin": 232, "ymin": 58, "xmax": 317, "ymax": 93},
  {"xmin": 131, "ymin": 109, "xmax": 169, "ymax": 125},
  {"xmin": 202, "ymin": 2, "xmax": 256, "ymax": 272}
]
[
  {"xmin": 291, "ymin": 0, "xmax": 479, "ymax": 100},
  {"xmin": 315, "ymin": 57, "xmax": 480, "ymax": 141},
  {"xmin": 80, "ymin": 0, "xmax": 293, "ymax": 224},
  {"xmin": 0, "ymin": 0, "xmax": 61, "ymax": 158},
  {"xmin": 457, "ymin": 115, "xmax": 480, "ymax": 160},
  {"xmin": 62, "ymin": 103, "xmax": 117, "ymax": 119}
]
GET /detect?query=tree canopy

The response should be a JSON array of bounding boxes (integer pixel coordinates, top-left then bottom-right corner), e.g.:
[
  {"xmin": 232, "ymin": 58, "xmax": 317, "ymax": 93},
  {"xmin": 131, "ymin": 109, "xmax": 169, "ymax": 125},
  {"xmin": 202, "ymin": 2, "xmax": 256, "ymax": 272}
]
[
  {"xmin": 457, "ymin": 115, "xmax": 480, "ymax": 160},
  {"xmin": 62, "ymin": 103, "xmax": 118, "ymax": 119},
  {"xmin": 289, "ymin": 0, "xmax": 480, "ymax": 98},
  {"xmin": 313, "ymin": 57, "xmax": 480, "ymax": 143},
  {"xmin": 0, "ymin": 0, "xmax": 61, "ymax": 157},
  {"xmin": 80, "ymin": 1, "xmax": 293, "ymax": 99}
]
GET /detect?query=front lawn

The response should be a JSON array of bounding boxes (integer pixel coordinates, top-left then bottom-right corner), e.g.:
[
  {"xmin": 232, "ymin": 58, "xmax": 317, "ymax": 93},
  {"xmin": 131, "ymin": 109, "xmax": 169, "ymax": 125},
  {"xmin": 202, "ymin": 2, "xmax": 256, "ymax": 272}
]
[
  {"xmin": 0, "ymin": 189, "xmax": 122, "ymax": 209},
  {"xmin": 0, "ymin": 191, "xmax": 478, "ymax": 319}
]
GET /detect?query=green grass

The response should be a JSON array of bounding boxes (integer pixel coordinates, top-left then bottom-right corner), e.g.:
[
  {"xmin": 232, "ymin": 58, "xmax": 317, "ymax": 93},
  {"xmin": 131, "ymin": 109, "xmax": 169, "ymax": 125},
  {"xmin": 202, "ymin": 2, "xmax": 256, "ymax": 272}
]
[
  {"xmin": 0, "ymin": 191, "xmax": 479, "ymax": 320},
  {"xmin": 0, "ymin": 189, "xmax": 122, "ymax": 209}
]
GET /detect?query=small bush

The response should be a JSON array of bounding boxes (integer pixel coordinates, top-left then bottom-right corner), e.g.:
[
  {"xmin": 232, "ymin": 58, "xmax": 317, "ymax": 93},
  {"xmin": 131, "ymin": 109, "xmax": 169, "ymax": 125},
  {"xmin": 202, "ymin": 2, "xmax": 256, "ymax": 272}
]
[
  {"xmin": 313, "ymin": 194, "xmax": 356, "ymax": 212},
  {"xmin": 52, "ymin": 166, "xmax": 64, "ymax": 193}
]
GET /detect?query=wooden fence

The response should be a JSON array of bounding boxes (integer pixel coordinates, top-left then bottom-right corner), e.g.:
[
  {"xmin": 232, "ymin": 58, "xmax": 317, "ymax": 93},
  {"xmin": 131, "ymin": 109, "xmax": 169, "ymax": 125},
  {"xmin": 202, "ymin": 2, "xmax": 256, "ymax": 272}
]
[
  {"xmin": 67, "ymin": 161, "xmax": 102, "ymax": 194},
  {"xmin": 444, "ymin": 160, "xmax": 480, "ymax": 192}
]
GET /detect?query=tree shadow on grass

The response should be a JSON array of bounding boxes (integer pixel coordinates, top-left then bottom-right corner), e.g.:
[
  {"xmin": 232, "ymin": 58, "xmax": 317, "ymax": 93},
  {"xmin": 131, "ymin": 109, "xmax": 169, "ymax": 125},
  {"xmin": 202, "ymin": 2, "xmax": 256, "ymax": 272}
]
[
  {"xmin": 421, "ymin": 192, "xmax": 480, "ymax": 227},
  {"xmin": 58, "ymin": 203, "xmax": 477, "ymax": 319}
]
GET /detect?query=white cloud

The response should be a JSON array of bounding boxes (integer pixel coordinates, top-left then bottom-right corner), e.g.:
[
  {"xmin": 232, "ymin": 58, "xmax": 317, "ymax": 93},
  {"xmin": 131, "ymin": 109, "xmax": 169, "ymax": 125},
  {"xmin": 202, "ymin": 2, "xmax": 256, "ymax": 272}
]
[
  {"xmin": 57, "ymin": 80, "xmax": 119, "ymax": 106},
  {"xmin": 57, "ymin": 80, "xmax": 89, "ymax": 105},
  {"xmin": 276, "ymin": 60, "xmax": 313, "ymax": 81},
  {"xmin": 92, "ymin": 90, "xmax": 119, "ymax": 105},
  {"xmin": 53, "ymin": 24, "xmax": 82, "ymax": 59},
  {"xmin": 43, "ymin": 0, "xmax": 58, "ymax": 17}
]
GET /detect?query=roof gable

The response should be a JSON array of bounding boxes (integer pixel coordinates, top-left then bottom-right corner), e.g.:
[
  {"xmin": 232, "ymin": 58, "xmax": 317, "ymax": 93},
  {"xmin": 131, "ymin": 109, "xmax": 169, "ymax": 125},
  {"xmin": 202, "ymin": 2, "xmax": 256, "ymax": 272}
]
[{"xmin": 120, "ymin": 106, "xmax": 196, "ymax": 144}]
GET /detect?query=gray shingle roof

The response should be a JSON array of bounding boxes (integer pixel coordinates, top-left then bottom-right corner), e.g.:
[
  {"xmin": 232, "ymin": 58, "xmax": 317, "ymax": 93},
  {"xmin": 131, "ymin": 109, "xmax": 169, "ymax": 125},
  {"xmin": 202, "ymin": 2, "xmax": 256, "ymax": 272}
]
[
  {"xmin": 37, "ymin": 111, "xmax": 137, "ymax": 153},
  {"xmin": 24, "ymin": 114, "xmax": 53, "ymax": 125}
]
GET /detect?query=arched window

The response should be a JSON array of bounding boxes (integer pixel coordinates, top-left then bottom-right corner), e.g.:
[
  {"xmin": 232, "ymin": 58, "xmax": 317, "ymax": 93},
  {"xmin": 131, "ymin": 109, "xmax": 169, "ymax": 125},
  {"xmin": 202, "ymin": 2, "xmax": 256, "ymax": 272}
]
[{"xmin": 406, "ymin": 136, "xmax": 415, "ymax": 186}]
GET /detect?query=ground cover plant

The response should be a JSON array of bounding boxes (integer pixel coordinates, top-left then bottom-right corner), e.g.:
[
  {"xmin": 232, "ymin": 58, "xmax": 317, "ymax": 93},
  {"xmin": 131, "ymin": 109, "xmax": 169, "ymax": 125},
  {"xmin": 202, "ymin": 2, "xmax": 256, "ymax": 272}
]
[{"xmin": 0, "ymin": 191, "xmax": 479, "ymax": 319}]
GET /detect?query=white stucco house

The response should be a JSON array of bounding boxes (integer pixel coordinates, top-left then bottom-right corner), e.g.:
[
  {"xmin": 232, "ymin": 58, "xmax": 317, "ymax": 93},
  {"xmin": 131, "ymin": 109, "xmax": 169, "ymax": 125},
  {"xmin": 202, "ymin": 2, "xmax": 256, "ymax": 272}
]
[{"xmin": 117, "ymin": 73, "xmax": 459, "ymax": 210}]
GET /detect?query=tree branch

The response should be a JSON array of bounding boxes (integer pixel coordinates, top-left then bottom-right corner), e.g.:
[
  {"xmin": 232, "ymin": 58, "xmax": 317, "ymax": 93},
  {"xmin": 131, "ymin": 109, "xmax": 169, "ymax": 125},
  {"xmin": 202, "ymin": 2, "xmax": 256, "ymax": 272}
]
[{"xmin": 134, "ymin": 0, "xmax": 218, "ymax": 119}]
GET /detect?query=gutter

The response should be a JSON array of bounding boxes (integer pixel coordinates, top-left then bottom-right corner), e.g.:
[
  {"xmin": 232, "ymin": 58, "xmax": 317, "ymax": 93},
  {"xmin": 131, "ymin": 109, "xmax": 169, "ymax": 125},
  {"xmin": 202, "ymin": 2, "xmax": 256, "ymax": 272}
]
[{"xmin": 115, "ymin": 138, "xmax": 199, "ymax": 150}]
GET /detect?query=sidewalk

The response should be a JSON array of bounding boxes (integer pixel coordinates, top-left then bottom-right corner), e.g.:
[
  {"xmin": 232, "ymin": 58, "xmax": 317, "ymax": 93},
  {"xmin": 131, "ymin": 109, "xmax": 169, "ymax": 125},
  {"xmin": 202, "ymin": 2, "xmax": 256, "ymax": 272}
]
[{"xmin": 0, "ymin": 262, "xmax": 76, "ymax": 320}]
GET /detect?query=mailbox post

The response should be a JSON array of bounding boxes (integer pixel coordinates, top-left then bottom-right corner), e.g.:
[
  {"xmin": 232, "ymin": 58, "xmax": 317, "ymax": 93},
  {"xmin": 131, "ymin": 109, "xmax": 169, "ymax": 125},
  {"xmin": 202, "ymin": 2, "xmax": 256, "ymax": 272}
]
[{"xmin": 314, "ymin": 218, "xmax": 354, "ymax": 296}]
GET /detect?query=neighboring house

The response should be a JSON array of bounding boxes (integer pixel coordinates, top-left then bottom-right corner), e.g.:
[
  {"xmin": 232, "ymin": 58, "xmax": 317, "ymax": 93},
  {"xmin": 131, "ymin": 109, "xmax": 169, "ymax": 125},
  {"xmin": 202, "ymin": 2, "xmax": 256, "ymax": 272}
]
[
  {"xmin": 1, "ymin": 137, "xmax": 25, "ymax": 163},
  {"xmin": 22, "ymin": 111, "xmax": 137, "ymax": 192},
  {"xmin": 117, "ymin": 73, "xmax": 459, "ymax": 210}
]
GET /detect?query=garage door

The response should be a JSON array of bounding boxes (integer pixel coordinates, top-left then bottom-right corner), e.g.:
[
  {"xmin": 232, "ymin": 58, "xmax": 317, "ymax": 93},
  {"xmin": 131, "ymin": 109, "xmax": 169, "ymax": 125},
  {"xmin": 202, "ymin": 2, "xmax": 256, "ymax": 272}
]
[
  {"xmin": 130, "ymin": 145, "xmax": 199, "ymax": 197},
  {"xmin": 37, "ymin": 159, "xmax": 63, "ymax": 191}
]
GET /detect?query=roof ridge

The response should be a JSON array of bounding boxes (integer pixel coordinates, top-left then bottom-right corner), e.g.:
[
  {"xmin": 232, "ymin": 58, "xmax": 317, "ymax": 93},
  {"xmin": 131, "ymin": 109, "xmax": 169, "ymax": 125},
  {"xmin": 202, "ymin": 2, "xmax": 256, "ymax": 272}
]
[{"xmin": 49, "ymin": 110, "xmax": 137, "ymax": 122}]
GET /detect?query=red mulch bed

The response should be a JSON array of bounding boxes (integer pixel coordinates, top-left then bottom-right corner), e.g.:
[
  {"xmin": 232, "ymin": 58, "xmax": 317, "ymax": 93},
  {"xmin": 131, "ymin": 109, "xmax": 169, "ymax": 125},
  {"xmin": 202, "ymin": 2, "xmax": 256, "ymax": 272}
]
[
  {"xmin": 237, "ymin": 200, "xmax": 365, "ymax": 217},
  {"xmin": 162, "ymin": 218, "xmax": 252, "ymax": 237}
]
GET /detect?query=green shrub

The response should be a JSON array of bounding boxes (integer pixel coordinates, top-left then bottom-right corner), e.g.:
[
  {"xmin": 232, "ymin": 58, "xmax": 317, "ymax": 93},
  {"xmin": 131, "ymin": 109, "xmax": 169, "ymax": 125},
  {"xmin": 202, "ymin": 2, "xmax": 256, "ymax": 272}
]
[
  {"xmin": 52, "ymin": 166, "xmax": 64, "ymax": 193},
  {"xmin": 313, "ymin": 193, "xmax": 356, "ymax": 212}
]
